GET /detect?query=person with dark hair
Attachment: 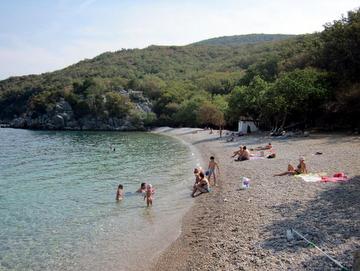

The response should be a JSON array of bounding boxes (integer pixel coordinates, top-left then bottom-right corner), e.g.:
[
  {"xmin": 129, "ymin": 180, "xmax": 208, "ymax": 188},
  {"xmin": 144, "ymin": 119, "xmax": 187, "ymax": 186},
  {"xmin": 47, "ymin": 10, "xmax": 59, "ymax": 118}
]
[
  {"xmin": 236, "ymin": 146, "xmax": 250, "ymax": 161},
  {"xmin": 207, "ymin": 156, "xmax": 220, "ymax": 186},
  {"xmin": 136, "ymin": 182, "xmax": 147, "ymax": 193},
  {"xmin": 191, "ymin": 172, "xmax": 210, "ymax": 197},
  {"xmin": 116, "ymin": 184, "xmax": 124, "ymax": 201}
]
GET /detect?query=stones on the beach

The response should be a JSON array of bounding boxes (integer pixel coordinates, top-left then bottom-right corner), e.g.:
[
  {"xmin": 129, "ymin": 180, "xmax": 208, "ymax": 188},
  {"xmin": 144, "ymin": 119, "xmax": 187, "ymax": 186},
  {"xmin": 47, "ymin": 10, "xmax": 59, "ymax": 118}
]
[{"xmin": 353, "ymin": 251, "xmax": 360, "ymax": 271}]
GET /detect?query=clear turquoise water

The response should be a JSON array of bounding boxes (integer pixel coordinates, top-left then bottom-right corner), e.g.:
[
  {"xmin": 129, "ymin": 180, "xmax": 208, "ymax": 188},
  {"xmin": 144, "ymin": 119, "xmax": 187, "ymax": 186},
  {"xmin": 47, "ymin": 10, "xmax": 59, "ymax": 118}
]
[{"xmin": 0, "ymin": 129, "xmax": 199, "ymax": 271}]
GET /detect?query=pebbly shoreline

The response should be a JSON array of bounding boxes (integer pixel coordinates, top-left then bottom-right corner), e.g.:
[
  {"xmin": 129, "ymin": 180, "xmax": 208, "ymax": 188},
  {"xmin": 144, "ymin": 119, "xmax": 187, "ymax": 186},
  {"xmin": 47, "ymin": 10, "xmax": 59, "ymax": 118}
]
[{"xmin": 151, "ymin": 128, "xmax": 360, "ymax": 271}]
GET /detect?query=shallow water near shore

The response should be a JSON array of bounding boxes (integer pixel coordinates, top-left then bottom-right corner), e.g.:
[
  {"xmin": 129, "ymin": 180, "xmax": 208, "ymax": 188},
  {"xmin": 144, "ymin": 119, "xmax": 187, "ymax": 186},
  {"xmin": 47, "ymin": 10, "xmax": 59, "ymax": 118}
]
[{"xmin": 0, "ymin": 128, "xmax": 199, "ymax": 271}]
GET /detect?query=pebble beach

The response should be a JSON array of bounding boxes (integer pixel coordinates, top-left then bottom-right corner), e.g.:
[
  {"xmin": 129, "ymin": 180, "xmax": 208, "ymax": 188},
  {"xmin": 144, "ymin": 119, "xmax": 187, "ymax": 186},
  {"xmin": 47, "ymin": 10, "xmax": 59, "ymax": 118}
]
[{"xmin": 152, "ymin": 128, "xmax": 360, "ymax": 271}]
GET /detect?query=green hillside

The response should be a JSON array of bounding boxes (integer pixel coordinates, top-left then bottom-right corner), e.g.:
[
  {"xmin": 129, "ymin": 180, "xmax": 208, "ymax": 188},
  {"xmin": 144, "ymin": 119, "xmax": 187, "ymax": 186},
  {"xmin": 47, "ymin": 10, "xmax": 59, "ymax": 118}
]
[
  {"xmin": 192, "ymin": 34, "xmax": 296, "ymax": 46},
  {"xmin": 0, "ymin": 8, "xmax": 359, "ymax": 130}
]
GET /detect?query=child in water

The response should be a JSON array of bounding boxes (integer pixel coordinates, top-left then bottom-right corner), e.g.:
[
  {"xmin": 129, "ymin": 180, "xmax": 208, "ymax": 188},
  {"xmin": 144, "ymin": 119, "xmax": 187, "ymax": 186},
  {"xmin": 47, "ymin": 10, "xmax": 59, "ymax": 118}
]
[
  {"xmin": 144, "ymin": 184, "xmax": 155, "ymax": 207},
  {"xmin": 207, "ymin": 156, "xmax": 220, "ymax": 186},
  {"xmin": 116, "ymin": 184, "xmax": 124, "ymax": 201}
]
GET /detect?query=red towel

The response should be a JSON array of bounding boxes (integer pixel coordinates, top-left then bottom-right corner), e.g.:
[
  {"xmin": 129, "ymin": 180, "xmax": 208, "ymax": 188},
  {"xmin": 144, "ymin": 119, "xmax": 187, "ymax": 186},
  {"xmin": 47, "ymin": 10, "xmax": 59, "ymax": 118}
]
[{"xmin": 321, "ymin": 172, "xmax": 348, "ymax": 183}]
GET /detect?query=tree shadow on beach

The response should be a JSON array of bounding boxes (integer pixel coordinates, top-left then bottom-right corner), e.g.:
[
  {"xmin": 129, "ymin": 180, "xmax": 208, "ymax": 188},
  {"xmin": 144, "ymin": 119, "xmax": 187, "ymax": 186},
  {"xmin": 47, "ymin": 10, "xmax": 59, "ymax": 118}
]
[
  {"xmin": 267, "ymin": 133, "xmax": 360, "ymax": 145},
  {"xmin": 261, "ymin": 176, "xmax": 360, "ymax": 269}
]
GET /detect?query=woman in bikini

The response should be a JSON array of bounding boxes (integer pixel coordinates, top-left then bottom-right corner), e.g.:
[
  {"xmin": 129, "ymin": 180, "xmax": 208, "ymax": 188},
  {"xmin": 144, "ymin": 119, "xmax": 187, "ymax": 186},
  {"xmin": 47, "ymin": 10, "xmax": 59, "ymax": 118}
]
[{"xmin": 274, "ymin": 157, "xmax": 308, "ymax": 176}]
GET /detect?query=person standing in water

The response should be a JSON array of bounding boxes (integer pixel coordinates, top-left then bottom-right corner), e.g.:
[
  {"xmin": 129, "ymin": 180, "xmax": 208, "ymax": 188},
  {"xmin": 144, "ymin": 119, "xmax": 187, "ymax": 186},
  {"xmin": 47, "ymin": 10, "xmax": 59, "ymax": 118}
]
[
  {"xmin": 116, "ymin": 184, "xmax": 124, "ymax": 201},
  {"xmin": 207, "ymin": 156, "xmax": 220, "ymax": 186},
  {"xmin": 136, "ymin": 182, "xmax": 147, "ymax": 193},
  {"xmin": 144, "ymin": 184, "xmax": 155, "ymax": 207}
]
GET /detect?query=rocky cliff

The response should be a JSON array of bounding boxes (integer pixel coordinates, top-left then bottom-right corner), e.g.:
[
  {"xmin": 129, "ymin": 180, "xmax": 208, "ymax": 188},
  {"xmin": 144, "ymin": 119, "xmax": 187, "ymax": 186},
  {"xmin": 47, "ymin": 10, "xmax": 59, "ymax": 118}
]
[{"xmin": 9, "ymin": 89, "xmax": 153, "ymax": 131}]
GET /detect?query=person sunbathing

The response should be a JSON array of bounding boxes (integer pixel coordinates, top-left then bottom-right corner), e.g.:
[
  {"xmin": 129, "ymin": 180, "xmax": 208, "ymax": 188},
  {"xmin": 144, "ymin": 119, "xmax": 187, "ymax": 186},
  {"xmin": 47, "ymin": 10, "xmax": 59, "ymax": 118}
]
[
  {"xmin": 274, "ymin": 157, "xmax": 308, "ymax": 176},
  {"xmin": 252, "ymin": 143, "xmax": 272, "ymax": 151}
]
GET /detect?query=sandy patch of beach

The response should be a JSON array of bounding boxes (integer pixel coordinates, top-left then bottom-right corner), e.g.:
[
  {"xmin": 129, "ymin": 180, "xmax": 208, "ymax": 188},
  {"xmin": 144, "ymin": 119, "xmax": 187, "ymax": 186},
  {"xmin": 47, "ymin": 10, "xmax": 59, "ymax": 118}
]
[{"xmin": 151, "ymin": 128, "xmax": 360, "ymax": 271}]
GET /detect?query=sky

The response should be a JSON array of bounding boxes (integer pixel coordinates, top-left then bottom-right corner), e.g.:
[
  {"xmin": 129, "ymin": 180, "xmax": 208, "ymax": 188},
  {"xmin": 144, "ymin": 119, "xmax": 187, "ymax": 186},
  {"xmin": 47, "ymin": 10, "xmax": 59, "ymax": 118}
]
[{"xmin": 0, "ymin": 0, "xmax": 358, "ymax": 80}]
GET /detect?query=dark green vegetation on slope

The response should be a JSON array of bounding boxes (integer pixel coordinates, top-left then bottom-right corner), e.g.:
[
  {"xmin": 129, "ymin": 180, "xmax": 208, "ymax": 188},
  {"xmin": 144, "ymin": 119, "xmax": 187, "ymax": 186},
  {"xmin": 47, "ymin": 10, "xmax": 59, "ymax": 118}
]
[
  {"xmin": 0, "ymin": 9, "xmax": 359, "ymax": 130},
  {"xmin": 192, "ymin": 34, "xmax": 296, "ymax": 46}
]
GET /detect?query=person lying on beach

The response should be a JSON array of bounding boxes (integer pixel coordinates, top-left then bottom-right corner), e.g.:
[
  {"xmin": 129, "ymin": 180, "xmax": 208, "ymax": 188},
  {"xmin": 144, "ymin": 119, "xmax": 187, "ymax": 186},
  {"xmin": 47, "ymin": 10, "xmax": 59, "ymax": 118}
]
[
  {"xmin": 274, "ymin": 157, "xmax": 308, "ymax": 176},
  {"xmin": 191, "ymin": 172, "xmax": 210, "ymax": 197},
  {"xmin": 251, "ymin": 143, "xmax": 272, "ymax": 151},
  {"xmin": 136, "ymin": 182, "xmax": 147, "ymax": 193},
  {"xmin": 207, "ymin": 156, "xmax": 220, "ymax": 186},
  {"xmin": 116, "ymin": 184, "xmax": 124, "ymax": 201},
  {"xmin": 144, "ymin": 184, "xmax": 155, "ymax": 207}
]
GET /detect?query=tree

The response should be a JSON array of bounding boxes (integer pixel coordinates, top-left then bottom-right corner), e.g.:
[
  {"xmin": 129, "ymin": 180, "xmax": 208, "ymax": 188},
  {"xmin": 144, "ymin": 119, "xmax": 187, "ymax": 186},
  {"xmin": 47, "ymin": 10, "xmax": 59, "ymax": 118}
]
[
  {"xmin": 105, "ymin": 92, "xmax": 132, "ymax": 118},
  {"xmin": 269, "ymin": 68, "xmax": 329, "ymax": 127},
  {"xmin": 197, "ymin": 102, "xmax": 225, "ymax": 128},
  {"xmin": 319, "ymin": 8, "xmax": 360, "ymax": 82},
  {"xmin": 173, "ymin": 96, "xmax": 207, "ymax": 127},
  {"xmin": 226, "ymin": 76, "xmax": 269, "ymax": 126}
]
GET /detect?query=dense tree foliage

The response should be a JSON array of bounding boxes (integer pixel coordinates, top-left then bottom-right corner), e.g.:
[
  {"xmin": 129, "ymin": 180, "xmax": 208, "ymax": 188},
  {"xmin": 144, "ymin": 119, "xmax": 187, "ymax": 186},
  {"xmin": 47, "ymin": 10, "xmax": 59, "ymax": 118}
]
[
  {"xmin": 1, "ymin": 10, "xmax": 359, "ymax": 130},
  {"xmin": 192, "ymin": 34, "xmax": 295, "ymax": 46}
]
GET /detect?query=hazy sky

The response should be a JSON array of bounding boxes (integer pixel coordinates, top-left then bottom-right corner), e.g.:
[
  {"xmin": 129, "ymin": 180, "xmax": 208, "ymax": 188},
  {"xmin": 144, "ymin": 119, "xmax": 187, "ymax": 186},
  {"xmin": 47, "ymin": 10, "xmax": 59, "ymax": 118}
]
[{"xmin": 0, "ymin": 0, "xmax": 358, "ymax": 79}]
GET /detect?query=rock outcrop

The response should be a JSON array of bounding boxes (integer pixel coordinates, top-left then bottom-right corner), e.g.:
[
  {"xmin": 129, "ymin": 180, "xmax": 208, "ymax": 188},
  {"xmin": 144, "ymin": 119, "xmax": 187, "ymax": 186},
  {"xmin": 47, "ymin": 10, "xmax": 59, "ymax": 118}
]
[{"xmin": 9, "ymin": 90, "xmax": 152, "ymax": 131}]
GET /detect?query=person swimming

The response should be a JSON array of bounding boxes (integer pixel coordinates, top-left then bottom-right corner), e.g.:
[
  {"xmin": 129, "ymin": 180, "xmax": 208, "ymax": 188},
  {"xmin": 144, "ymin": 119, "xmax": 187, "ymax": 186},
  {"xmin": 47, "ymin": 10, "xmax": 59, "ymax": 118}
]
[{"xmin": 116, "ymin": 184, "xmax": 124, "ymax": 201}]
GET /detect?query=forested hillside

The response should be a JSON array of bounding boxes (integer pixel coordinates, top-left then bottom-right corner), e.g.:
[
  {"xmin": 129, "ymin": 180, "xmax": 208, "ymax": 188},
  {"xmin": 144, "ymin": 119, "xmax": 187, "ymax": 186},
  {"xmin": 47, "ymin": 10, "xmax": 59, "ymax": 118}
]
[
  {"xmin": 0, "ymin": 9, "xmax": 359, "ymax": 130},
  {"xmin": 192, "ymin": 34, "xmax": 295, "ymax": 46}
]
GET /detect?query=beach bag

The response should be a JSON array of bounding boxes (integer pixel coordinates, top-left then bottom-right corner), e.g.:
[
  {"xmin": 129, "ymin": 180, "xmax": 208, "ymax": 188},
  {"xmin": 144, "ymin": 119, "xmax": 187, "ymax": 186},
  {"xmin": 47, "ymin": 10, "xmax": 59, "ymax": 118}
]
[{"xmin": 242, "ymin": 177, "xmax": 250, "ymax": 189}]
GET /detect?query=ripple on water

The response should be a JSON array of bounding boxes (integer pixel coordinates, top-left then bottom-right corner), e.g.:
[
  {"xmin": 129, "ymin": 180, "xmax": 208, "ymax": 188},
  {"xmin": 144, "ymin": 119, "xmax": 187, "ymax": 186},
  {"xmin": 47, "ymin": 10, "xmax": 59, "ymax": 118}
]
[{"xmin": 0, "ymin": 129, "xmax": 197, "ymax": 271}]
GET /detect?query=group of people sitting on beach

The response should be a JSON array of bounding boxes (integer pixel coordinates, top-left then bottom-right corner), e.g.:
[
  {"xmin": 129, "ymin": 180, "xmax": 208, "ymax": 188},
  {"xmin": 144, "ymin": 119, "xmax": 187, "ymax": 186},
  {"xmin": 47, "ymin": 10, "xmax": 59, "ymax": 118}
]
[
  {"xmin": 231, "ymin": 143, "xmax": 275, "ymax": 161},
  {"xmin": 191, "ymin": 156, "xmax": 220, "ymax": 197},
  {"xmin": 116, "ymin": 182, "xmax": 155, "ymax": 207}
]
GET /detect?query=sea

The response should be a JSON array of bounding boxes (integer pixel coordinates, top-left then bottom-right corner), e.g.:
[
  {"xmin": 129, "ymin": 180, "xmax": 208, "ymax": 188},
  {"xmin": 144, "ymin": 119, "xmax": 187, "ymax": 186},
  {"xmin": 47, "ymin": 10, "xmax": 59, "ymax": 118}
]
[{"xmin": 0, "ymin": 128, "xmax": 201, "ymax": 271}]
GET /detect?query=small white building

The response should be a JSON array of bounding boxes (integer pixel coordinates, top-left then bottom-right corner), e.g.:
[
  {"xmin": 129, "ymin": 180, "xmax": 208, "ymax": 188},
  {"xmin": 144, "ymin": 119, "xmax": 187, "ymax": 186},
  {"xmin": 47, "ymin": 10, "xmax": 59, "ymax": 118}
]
[{"xmin": 238, "ymin": 117, "xmax": 258, "ymax": 134}]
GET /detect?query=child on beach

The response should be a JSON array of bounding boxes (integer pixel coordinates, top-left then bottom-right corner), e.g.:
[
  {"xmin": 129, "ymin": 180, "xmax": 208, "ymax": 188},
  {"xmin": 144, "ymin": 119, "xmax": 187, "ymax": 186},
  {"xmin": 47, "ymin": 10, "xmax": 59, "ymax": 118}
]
[
  {"xmin": 207, "ymin": 156, "xmax": 220, "ymax": 186},
  {"xmin": 144, "ymin": 184, "xmax": 155, "ymax": 207},
  {"xmin": 116, "ymin": 184, "xmax": 124, "ymax": 201}
]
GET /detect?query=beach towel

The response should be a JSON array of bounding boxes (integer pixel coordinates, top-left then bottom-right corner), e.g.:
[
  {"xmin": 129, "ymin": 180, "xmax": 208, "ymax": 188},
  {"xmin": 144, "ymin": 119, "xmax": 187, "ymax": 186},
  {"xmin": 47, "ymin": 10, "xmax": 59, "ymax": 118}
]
[
  {"xmin": 295, "ymin": 173, "xmax": 323, "ymax": 182},
  {"xmin": 321, "ymin": 172, "xmax": 348, "ymax": 183},
  {"xmin": 249, "ymin": 156, "xmax": 265, "ymax": 160},
  {"xmin": 296, "ymin": 172, "xmax": 348, "ymax": 183}
]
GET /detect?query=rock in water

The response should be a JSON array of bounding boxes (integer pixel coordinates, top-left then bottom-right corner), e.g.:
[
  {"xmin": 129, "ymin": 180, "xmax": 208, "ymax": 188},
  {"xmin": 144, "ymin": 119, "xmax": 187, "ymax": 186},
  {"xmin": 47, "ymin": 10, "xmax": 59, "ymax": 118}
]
[{"xmin": 52, "ymin": 115, "xmax": 65, "ymax": 129}]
